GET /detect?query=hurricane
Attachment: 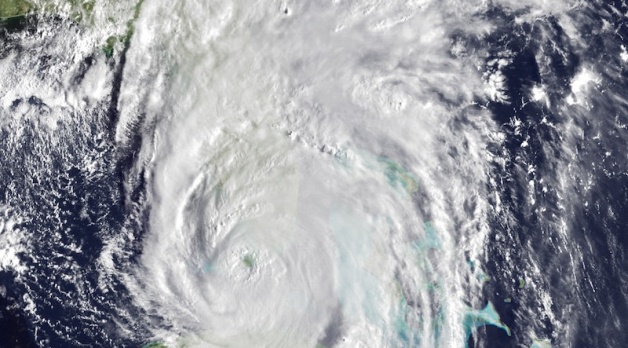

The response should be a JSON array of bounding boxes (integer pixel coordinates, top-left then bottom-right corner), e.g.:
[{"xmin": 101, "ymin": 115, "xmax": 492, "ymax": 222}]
[{"xmin": 0, "ymin": 0, "xmax": 627, "ymax": 347}]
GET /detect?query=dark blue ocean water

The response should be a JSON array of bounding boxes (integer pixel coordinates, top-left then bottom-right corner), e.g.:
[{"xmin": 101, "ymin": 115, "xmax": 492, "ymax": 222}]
[
  {"xmin": 476, "ymin": 2, "xmax": 628, "ymax": 347},
  {"xmin": 0, "ymin": 2, "xmax": 627, "ymax": 347}
]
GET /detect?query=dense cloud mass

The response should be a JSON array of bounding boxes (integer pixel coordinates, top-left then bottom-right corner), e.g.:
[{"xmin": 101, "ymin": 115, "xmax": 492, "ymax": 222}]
[{"xmin": 0, "ymin": 0, "xmax": 627, "ymax": 347}]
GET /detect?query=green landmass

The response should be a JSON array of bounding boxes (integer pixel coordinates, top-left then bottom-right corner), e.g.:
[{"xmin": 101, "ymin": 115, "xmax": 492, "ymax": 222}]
[
  {"xmin": 142, "ymin": 343, "xmax": 167, "ymax": 348},
  {"xmin": 61, "ymin": 0, "xmax": 96, "ymax": 20},
  {"xmin": 242, "ymin": 254, "xmax": 255, "ymax": 268},
  {"xmin": 0, "ymin": 0, "xmax": 97, "ymax": 20},
  {"xmin": 213, "ymin": 181, "xmax": 224, "ymax": 206},
  {"xmin": 103, "ymin": 35, "xmax": 117, "ymax": 58},
  {"xmin": 102, "ymin": 0, "xmax": 144, "ymax": 57},
  {"xmin": 0, "ymin": 0, "xmax": 31, "ymax": 19},
  {"xmin": 0, "ymin": 0, "xmax": 145, "ymax": 59}
]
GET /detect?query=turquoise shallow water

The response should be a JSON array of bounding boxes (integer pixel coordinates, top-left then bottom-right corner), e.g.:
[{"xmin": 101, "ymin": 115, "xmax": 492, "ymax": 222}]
[{"xmin": 1, "ymin": 1, "xmax": 627, "ymax": 347}]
